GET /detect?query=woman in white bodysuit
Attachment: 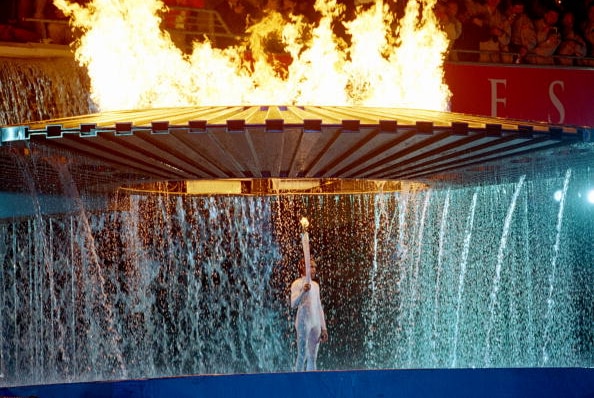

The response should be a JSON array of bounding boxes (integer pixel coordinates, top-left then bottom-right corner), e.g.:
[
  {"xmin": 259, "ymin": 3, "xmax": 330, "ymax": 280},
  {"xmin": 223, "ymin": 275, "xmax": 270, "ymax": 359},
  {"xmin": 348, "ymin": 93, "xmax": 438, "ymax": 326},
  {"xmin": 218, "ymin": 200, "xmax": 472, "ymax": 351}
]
[{"xmin": 290, "ymin": 259, "xmax": 328, "ymax": 371}]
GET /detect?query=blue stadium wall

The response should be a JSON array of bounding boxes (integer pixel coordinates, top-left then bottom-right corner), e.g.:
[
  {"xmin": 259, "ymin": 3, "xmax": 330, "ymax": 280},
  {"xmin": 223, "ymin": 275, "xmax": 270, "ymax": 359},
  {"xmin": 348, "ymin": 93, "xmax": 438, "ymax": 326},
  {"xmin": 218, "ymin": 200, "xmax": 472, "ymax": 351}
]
[{"xmin": 1, "ymin": 368, "xmax": 594, "ymax": 398}]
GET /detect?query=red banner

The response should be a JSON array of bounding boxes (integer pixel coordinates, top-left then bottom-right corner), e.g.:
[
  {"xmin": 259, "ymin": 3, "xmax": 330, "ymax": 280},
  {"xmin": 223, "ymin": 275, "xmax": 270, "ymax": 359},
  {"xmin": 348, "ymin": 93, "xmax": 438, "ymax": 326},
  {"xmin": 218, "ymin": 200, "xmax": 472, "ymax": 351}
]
[{"xmin": 444, "ymin": 63, "xmax": 594, "ymax": 127}]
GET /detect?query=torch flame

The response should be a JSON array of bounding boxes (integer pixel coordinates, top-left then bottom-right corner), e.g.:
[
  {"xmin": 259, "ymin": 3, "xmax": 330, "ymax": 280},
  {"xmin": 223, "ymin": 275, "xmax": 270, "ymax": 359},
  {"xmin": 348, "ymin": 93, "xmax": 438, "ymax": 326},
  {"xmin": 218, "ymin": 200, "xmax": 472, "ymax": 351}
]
[
  {"xmin": 54, "ymin": 0, "xmax": 451, "ymax": 112},
  {"xmin": 300, "ymin": 217, "xmax": 310, "ymax": 230}
]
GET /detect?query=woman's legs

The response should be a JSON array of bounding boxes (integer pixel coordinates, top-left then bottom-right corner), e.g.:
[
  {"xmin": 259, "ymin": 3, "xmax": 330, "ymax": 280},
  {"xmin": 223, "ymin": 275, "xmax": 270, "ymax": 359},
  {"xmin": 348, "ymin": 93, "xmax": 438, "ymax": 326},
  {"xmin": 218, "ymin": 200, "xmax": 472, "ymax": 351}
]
[
  {"xmin": 295, "ymin": 325, "xmax": 321, "ymax": 371},
  {"xmin": 294, "ymin": 326, "xmax": 307, "ymax": 371},
  {"xmin": 305, "ymin": 326, "xmax": 321, "ymax": 371}
]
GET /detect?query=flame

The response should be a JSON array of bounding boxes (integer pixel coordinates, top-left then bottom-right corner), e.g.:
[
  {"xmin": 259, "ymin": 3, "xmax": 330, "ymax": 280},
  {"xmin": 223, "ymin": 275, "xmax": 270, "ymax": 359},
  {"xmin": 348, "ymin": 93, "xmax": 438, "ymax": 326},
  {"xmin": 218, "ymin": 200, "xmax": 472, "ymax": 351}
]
[
  {"xmin": 54, "ymin": 0, "xmax": 450, "ymax": 111},
  {"xmin": 300, "ymin": 217, "xmax": 309, "ymax": 229}
]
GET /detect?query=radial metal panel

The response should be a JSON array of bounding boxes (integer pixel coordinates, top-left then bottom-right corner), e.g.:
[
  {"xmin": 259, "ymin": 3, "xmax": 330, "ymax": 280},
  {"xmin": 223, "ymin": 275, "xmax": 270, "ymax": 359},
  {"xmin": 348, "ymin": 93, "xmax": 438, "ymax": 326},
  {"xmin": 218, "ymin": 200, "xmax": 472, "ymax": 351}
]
[
  {"xmin": 170, "ymin": 127, "xmax": 239, "ymax": 178},
  {"xmin": 372, "ymin": 133, "xmax": 549, "ymax": 179},
  {"xmin": 0, "ymin": 105, "xmax": 590, "ymax": 194}
]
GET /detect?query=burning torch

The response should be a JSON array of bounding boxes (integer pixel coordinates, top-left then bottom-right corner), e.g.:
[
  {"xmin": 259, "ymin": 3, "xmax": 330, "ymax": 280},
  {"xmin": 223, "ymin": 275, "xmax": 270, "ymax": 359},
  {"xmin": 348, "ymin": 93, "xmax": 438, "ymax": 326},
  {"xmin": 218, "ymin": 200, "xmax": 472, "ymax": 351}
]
[{"xmin": 300, "ymin": 217, "xmax": 312, "ymax": 283}]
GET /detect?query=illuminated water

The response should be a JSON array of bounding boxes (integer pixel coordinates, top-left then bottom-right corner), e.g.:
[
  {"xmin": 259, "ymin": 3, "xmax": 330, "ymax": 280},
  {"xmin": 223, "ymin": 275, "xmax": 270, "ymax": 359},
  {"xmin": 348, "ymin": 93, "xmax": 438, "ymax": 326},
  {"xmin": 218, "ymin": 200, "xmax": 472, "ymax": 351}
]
[
  {"xmin": 0, "ymin": 163, "xmax": 593, "ymax": 387},
  {"xmin": 0, "ymin": 57, "xmax": 92, "ymax": 125}
]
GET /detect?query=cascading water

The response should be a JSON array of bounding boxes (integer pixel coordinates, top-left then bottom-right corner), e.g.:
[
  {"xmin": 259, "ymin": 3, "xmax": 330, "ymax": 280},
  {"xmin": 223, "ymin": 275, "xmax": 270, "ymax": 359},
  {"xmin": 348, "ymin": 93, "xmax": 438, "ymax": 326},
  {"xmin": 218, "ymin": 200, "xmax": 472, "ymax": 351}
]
[
  {"xmin": 451, "ymin": 188, "xmax": 478, "ymax": 367},
  {"xmin": 367, "ymin": 171, "xmax": 592, "ymax": 369},
  {"xmin": 0, "ymin": 57, "xmax": 92, "ymax": 125},
  {"xmin": 541, "ymin": 168, "xmax": 572, "ymax": 365},
  {"xmin": 0, "ymin": 158, "xmax": 592, "ymax": 387},
  {"xmin": 0, "ymin": 192, "xmax": 290, "ymax": 386},
  {"xmin": 484, "ymin": 174, "xmax": 526, "ymax": 366}
]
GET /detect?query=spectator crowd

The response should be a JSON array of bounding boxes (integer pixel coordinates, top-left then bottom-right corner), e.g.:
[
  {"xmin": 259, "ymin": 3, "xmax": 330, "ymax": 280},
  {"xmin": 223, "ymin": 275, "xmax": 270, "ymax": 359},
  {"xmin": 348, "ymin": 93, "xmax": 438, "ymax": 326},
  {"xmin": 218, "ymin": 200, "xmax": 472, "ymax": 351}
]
[
  {"xmin": 1, "ymin": 0, "xmax": 593, "ymax": 66},
  {"xmin": 438, "ymin": 0, "xmax": 594, "ymax": 65},
  {"xmin": 208, "ymin": 0, "xmax": 594, "ymax": 66}
]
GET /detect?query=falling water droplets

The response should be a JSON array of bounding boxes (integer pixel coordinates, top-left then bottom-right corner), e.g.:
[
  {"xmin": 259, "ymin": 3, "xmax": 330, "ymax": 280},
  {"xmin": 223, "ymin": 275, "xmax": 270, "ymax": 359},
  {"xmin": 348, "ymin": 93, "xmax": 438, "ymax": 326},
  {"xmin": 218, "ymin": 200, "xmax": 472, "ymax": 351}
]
[{"xmin": 0, "ymin": 165, "xmax": 592, "ymax": 386}]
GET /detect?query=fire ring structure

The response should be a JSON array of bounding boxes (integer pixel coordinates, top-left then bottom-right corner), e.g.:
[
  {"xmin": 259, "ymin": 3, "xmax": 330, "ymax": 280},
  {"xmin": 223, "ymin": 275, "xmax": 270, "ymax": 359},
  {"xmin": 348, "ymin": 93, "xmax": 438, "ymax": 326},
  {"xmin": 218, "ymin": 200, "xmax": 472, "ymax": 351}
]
[{"xmin": 1, "ymin": 105, "xmax": 591, "ymax": 195}]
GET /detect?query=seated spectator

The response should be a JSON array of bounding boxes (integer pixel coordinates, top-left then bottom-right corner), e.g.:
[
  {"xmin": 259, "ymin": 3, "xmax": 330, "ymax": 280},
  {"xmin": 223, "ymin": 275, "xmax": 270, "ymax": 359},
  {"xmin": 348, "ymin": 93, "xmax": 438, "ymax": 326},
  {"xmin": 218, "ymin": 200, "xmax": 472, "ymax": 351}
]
[
  {"xmin": 477, "ymin": 0, "xmax": 511, "ymax": 63},
  {"xmin": 452, "ymin": 1, "xmax": 491, "ymax": 61},
  {"xmin": 555, "ymin": 11, "xmax": 587, "ymax": 65},
  {"xmin": 509, "ymin": 0, "xmax": 535, "ymax": 63},
  {"xmin": 580, "ymin": 2, "xmax": 594, "ymax": 66},
  {"xmin": 435, "ymin": 0, "xmax": 462, "ymax": 54},
  {"xmin": 524, "ymin": 6, "xmax": 561, "ymax": 64},
  {"xmin": 500, "ymin": 0, "xmax": 524, "ymax": 62},
  {"xmin": 446, "ymin": 0, "xmax": 463, "ymax": 46}
]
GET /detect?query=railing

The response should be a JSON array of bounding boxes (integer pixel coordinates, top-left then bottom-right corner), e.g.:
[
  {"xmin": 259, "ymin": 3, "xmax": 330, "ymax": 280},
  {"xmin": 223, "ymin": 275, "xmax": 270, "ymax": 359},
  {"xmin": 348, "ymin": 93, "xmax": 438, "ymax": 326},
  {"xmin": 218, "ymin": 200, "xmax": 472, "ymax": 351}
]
[
  {"xmin": 21, "ymin": 7, "xmax": 238, "ymax": 51},
  {"xmin": 21, "ymin": 17, "xmax": 68, "ymax": 44},
  {"xmin": 12, "ymin": 9, "xmax": 594, "ymax": 68},
  {"xmin": 449, "ymin": 49, "xmax": 594, "ymax": 67}
]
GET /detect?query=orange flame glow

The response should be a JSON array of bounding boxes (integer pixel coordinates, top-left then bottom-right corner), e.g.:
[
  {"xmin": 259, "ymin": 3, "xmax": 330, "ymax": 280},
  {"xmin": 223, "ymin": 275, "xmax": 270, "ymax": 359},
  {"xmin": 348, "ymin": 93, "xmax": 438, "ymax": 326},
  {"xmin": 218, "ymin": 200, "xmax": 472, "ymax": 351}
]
[{"xmin": 54, "ymin": 0, "xmax": 451, "ymax": 111}]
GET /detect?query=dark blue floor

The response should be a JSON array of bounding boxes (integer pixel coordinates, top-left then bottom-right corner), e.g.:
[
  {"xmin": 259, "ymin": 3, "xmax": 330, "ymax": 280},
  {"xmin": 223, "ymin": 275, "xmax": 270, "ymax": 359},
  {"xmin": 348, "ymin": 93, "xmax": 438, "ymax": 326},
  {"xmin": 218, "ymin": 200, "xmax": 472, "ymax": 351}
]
[{"xmin": 1, "ymin": 368, "xmax": 594, "ymax": 398}]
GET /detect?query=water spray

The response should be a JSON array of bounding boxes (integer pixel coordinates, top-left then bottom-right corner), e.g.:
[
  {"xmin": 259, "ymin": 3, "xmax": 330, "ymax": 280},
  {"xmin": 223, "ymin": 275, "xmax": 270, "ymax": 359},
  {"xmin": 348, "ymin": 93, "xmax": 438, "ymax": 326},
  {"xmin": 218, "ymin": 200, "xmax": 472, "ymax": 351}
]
[{"xmin": 300, "ymin": 216, "xmax": 312, "ymax": 283}]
